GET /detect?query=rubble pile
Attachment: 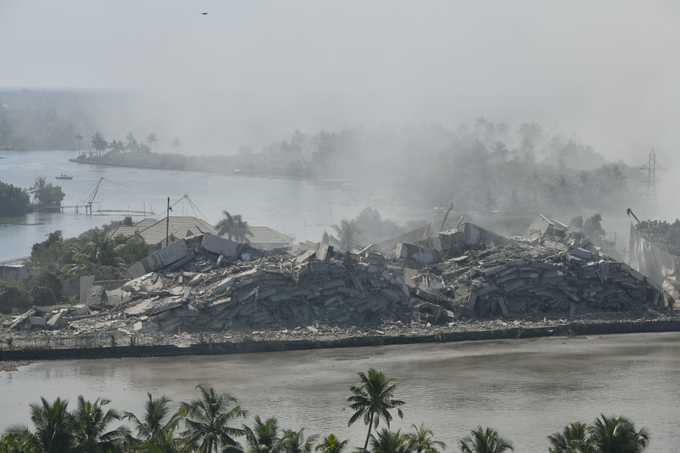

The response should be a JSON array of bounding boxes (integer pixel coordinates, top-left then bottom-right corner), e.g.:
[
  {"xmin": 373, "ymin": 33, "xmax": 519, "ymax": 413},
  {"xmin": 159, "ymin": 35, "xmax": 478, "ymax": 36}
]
[
  {"xmin": 426, "ymin": 240, "xmax": 669, "ymax": 319},
  {"xmin": 117, "ymin": 250, "xmax": 412, "ymax": 332},
  {"xmin": 2, "ymin": 222, "xmax": 673, "ymax": 342}
]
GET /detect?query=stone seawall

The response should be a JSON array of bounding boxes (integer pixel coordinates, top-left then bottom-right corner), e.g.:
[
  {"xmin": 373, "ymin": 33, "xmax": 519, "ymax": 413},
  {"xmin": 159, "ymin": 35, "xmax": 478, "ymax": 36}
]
[{"xmin": 2, "ymin": 320, "xmax": 679, "ymax": 362}]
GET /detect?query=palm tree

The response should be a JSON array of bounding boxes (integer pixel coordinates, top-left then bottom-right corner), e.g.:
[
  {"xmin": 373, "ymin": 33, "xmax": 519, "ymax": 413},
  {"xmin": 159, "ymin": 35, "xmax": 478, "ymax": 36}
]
[
  {"xmin": 91, "ymin": 132, "xmax": 108, "ymax": 160},
  {"xmin": 216, "ymin": 211, "xmax": 253, "ymax": 243},
  {"xmin": 588, "ymin": 415, "xmax": 649, "ymax": 453},
  {"xmin": 242, "ymin": 416, "xmax": 281, "ymax": 453},
  {"xmin": 29, "ymin": 397, "xmax": 74, "ymax": 453},
  {"xmin": 147, "ymin": 133, "xmax": 158, "ymax": 147},
  {"xmin": 126, "ymin": 132, "xmax": 139, "ymax": 152},
  {"xmin": 370, "ymin": 429, "xmax": 412, "ymax": 453},
  {"xmin": 279, "ymin": 429, "xmax": 317, "ymax": 453},
  {"xmin": 332, "ymin": 220, "xmax": 361, "ymax": 252},
  {"xmin": 407, "ymin": 425, "xmax": 445, "ymax": 453},
  {"xmin": 347, "ymin": 369, "xmax": 405, "ymax": 452},
  {"xmin": 179, "ymin": 385, "xmax": 247, "ymax": 453},
  {"xmin": 71, "ymin": 396, "xmax": 127, "ymax": 453},
  {"xmin": 316, "ymin": 434, "xmax": 348, "ymax": 453},
  {"xmin": 124, "ymin": 393, "xmax": 182, "ymax": 451},
  {"xmin": 548, "ymin": 422, "xmax": 592, "ymax": 453},
  {"xmin": 459, "ymin": 427, "xmax": 513, "ymax": 453}
]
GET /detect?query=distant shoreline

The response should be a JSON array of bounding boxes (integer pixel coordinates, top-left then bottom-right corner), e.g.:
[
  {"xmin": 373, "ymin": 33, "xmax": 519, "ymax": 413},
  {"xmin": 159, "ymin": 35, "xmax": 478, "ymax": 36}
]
[{"xmin": 70, "ymin": 157, "xmax": 346, "ymax": 185}]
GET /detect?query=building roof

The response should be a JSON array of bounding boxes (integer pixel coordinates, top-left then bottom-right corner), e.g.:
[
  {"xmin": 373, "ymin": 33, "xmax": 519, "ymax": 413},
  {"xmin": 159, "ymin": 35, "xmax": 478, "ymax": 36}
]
[
  {"xmin": 139, "ymin": 216, "xmax": 216, "ymax": 245},
  {"xmin": 109, "ymin": 218, "xmax": 158, "ymax": 239},
  {"xmin": 247, "ymin": 226, "xmax": 293, "ymax": 245}
]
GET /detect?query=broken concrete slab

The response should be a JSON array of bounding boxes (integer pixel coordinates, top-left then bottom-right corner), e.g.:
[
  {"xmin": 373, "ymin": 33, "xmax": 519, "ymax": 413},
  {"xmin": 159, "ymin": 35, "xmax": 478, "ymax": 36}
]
[
  {"xmin": 462, "ymin": 222, "xmax": 509, "ymax": 248},
  {"xmin": 30, "ymin": 316, "xmax": 46, "ymax": 329},
  {"xmin": 9, "ymin": 309, "xmax": 36, "ymax": 330},
  {"xmin": 201, "ymin": 233, "xmax": 241, "ymax": 258},
  {"xmin": 105, "ymin": 288, "xmax": 131, "ymax": 306},
  {"xmin": 79, "ymin": 275, "xmax": 95, "ymax": 305},
  {"xmin": 47, "ymin": 310, "xmax": 67, "ymax": 329},
  {"xmin": 316, "ymin": 243, "xmax": 334, "ymax": 261},
  {"xmin": 142, "ymin": 239, "xmax": 190, "ymax": 272},
  {"xmin": 395, "ymin": 242, "xmax": 438, "ymax": 265},
  {"xmin": 295, "ymin": 249, "xmax": 316, "ymax": 264},
  {"xmin": 127, "ymin": 261, "xmax": 147, "ymax": 279},
  {"xmin": 86, "ymin": 285, "xmax": 108, "ymax": 306}
]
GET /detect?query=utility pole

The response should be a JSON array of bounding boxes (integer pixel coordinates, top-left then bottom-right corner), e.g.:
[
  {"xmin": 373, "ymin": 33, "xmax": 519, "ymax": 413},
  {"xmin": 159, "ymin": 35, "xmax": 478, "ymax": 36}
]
[{"xmin": 165, "ymin": 197, "xmax": 172, "ymax": 247}]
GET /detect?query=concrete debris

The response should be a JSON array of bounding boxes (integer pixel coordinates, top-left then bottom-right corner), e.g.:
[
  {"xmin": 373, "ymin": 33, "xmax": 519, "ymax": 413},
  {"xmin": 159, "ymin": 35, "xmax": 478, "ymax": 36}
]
[
  {"xmin": 141, "ymin": 239, "xmax": 191, "ymax": 272},
  {"xmin": 428, "ymin": 239, "xmax": 670, "ymax": 319},
  {"xmin": 8, "ymin": 309, "xmax": 36, "ymax": 330},
  {"xmin": 201, "ymin": 233, "xmax": 241, "ymax": 258},
  {"xmin": 6, "ymin": 223, "xmax": 671, "ymax": 339},
  {"xmin": 127, "ymin": 261, "xmax": 147, "ymax": 279},
  {"xmin": 316, "ymin": 243, "xmax": 334, "ymax": 261},
  {"xmin": 79, "ymin": 275, "xmax": 95, "ymax": 305},
  {"xmin": 86, "ymin": 285, "xmax": 108, "ymax": 306},
  {"xmin": 528, "ymin": 214, "xmax": 569, "ymax": 243},
  {"xmin": 30, "ymin": 316, "xmax": 46, "ymax": 328},
  {"xmin": 395, "ymin": 242, "xmax": 438, "ymax": 265},
  {"xmin": 46, "ymin": 310, "xmax": 67, "ymax": 329}
]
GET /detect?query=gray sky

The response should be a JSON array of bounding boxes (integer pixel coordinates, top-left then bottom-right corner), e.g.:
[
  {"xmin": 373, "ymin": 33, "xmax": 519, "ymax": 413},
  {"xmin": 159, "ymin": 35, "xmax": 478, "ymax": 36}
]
[{"xmin": 1, "ymin": 0, "xmax": 679, "ymax": 161}]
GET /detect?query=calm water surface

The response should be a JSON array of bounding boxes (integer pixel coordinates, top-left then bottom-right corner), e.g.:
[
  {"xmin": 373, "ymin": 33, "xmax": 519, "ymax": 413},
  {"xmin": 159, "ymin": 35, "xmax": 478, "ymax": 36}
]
[
  {"xmin": 0, "ymin": 150, "xmax": 423, "ymax": 261},
  {"xmin": 2, "ymin": 333, "xmax": 680, "ymax": 452}
]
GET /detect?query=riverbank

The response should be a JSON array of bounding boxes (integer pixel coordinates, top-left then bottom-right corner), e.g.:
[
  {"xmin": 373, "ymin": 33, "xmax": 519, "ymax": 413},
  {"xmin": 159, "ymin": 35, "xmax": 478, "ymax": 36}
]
[{"xmin": 2, "ymin": 317, "xmax": 678, "ymax": 362}]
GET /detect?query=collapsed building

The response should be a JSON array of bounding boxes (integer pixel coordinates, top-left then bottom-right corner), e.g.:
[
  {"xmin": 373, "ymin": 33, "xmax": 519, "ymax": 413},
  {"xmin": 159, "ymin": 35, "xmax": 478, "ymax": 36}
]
[
  {"xmin": 2, "ymin": 221, "xmax": 672, "ymax": 342},
  {"xmin": 628, "ymin": 220, "xmax": 680, "ymax": 301}
]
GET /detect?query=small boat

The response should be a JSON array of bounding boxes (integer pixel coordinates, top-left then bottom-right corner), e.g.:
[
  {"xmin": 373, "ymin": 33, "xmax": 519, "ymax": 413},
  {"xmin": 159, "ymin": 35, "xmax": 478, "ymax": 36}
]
[{"xmin": 55, "ymin": 173, "xmax": 73, "ymax": 180}]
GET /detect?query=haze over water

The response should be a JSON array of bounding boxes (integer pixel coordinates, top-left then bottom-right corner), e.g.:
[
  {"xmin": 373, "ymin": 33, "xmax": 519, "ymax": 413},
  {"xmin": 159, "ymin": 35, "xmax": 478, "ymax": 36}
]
[
  {"xmin": 0, "ymin": 150, "xmax": 424, "ymax": 261},
  {"xmin": 3, "ymin": 333, "xmax": 680, "ymax": 452}
]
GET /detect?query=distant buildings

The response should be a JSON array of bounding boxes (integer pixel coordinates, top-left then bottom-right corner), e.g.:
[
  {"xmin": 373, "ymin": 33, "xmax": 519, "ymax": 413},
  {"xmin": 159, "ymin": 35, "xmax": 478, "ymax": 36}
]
[
  {"xmin": 110, "ymin": 216, "xmax": 292, "ymax": 250},
  {"xmin": 109, "ymin": 216, "xmax": 216, "ymax": 246}
]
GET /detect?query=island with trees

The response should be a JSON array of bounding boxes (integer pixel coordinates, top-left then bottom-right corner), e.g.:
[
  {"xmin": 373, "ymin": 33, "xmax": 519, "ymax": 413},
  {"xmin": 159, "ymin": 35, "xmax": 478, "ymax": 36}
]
[{"xmin": 70, "ymin": 120, "xmax": 652, "ymax": 224}]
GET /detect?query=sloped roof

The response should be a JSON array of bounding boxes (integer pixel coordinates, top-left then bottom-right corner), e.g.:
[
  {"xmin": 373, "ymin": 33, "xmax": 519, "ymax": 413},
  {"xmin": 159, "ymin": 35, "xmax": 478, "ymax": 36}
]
[
  {"xmin": 247, "ymin": 226, "xmax": 293, "ymax": 245},
  {"xmin": 108, "ymin": 218, "xmax": 158, "ymax": 239},
  {"xmin": 136, "ymin": 216, "xmax": 216, "ymax": 245}
]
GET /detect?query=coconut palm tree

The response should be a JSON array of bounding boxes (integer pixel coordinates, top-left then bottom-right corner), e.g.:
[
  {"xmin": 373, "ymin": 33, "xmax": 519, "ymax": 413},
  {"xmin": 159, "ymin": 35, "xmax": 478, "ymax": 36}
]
[
  {"xmin": 29, "ymin": 397, "xmax": 74, "ymax": 453},
  {"xmin": 347, "ymin": 369, "xmax": 405, "ymax": 452},
  {"xmin": 315, "ymin": 434, "xmax": 348, "ymax": 453},
  {"xmin": 370, "ymin": 429, "xmax": 412, "ymax": 453},
  {"xmin": 242, "ymin": 416, "xmax": 281, "ymax": 453},
  {"xmin": 548, "ymin": 422, "xmax": 592, "ymax": 453},
  {"xmin": 179, "ymin": 385, "xmax": 247, "ymax": 453},
  {"xmin": 407, "ymin": 425, "xmax": 445, "ymax": 453},
  {"xmin": 459, "ymin": 427, "xmax": 513, "ymax": 453},
  {"xmin": 279, "ymin": 429, "xmax": 317, "ymax": 453},
  {"xmin": 332, "ymin": 220, "xmax": 361, "ymax": 252},
  {"xmin": 216, "ymin": 211, "xmax": 253, "ymax": 243},
  {"xmin": 123, "ymin": 393, "xmax": 182, "ymax": 451},
  {"xmin": 147, "ymin": 133, "xmax": 158, "ymax": 147},
  {"xmin": 71, "ymin": 396, "xmax": 127, "ymax": 453},
  {"xmin": 588, "ymin": 415, "xmax": 649, "ymax": 453}
]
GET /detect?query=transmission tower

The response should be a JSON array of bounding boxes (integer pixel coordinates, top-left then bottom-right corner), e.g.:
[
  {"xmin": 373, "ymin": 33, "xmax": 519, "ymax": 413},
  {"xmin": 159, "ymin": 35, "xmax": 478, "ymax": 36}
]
[{"xmin": 647, "ymin": 148, "xmax": 656, "ymax": 194}]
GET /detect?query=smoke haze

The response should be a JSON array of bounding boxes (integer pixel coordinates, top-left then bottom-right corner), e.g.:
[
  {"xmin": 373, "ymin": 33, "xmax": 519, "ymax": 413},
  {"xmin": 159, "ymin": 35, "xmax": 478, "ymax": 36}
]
[{"xmin": 2, "ymin": 0, "xmax": 679, "ymax": 161}]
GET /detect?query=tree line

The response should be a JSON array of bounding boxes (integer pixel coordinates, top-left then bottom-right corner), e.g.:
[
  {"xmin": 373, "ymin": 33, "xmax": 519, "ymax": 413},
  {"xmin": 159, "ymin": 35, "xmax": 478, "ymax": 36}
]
[
  {"xmin": 0, "ymin": 178, "xmax": 65, "ymax": 217},
  {"xmin": 0, "ymin": 368, "xmax": 651, "ymax": 453}
]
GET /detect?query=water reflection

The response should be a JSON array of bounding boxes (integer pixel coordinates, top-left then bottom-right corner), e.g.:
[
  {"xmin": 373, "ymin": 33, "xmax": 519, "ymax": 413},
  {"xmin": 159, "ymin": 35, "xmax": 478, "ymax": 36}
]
[{"xmin": 2, "ymin": 333, "xmax": 679, "ymax": 451}]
